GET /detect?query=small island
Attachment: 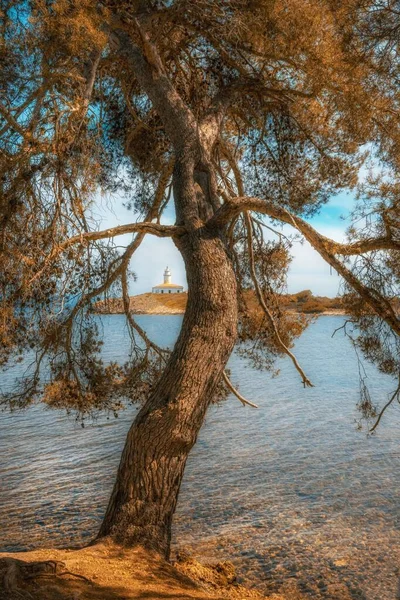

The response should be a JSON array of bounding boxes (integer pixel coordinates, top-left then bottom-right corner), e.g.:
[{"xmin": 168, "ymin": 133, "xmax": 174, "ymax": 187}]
[{"xmin": 95, "ymin": 269, "xmax": 345, "ymax": 315}]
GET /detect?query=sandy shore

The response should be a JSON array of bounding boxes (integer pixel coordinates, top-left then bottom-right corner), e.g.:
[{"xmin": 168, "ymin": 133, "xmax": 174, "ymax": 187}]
[{"xmin": 0, "ymin": 541, "xmax": 278, "ymax": 600}]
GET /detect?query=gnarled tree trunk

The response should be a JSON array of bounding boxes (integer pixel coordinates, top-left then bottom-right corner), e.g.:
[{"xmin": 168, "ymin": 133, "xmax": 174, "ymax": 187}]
[
  {"xmin": 98, "ymin": 226, "xmax": 238, "ymax": 558},
  {"xmin": 97, "ymin": 21, "xmax": 236, "ymax": 559}
]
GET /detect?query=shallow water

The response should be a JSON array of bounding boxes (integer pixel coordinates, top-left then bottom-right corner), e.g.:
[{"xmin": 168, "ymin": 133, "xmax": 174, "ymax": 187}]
[{"xmin": 0, "ymin": 315, "xmax": 399, "ymax": 599}]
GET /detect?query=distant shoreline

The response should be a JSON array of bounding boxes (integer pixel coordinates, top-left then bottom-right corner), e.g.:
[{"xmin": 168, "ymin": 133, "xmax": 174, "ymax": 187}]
[
  {"xmin": 94, "ymin": 291, "xmax": 347, "ymax": 317},
  {"xmin": 96, "ymin": 310, "xmax": 347, "ymax": 316}
]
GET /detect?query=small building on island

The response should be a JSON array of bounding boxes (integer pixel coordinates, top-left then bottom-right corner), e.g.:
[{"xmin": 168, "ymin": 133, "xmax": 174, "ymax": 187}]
[{"xmin": 152, "ymin": 267, "xmax": 184, "ymax": 294}]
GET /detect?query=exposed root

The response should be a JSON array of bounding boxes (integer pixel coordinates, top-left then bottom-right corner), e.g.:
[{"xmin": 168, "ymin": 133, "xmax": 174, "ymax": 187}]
[
  {"xmin": 1, "ymin": 557, "xmax": 92, "ymax": 599},
  {"xmin": 0, "ymin": 542, "xmax": 270, "ymax": 599}
]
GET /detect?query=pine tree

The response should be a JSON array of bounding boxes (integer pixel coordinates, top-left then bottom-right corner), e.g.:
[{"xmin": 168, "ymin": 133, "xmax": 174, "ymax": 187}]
[{"xmin": 1, "ymin": 0, "xmax": 399, "ymax": 556}]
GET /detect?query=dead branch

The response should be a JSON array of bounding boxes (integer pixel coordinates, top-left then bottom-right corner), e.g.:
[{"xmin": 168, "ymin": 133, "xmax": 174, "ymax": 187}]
[
  {"xmin": 121, "ymin": 269, "xmax": 168, "ymax": 361},
  {"xmin": 370, "ymin": 377, "xmax": 400, "ymax": 433},
  {"xmin": 244, "ymin": 212, "xmax": 313, "ymax": 387},
  {"xmin": 222, "ymin": 371, "xmax": 259, "ymax": 408}
]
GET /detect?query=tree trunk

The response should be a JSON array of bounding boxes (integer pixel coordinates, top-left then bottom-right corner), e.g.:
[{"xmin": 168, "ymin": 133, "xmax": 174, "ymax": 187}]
[{"xmin": 98, "ymin": 227, "xmax": 238, "ymax": 558}]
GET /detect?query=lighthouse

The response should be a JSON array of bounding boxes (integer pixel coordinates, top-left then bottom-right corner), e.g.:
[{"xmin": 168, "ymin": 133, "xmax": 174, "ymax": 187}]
[
  {"xmin": 163, "ymin": 266, "xmax": 172, "ymax": 285},
  {"xmin": 152, "ymin": 267, "xmax": 184, "ymax": 294}
]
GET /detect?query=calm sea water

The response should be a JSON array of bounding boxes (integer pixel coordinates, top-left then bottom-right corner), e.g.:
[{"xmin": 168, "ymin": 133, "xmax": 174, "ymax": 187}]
[{"xmin": 0, "ymin": 315, "xmax": 399, "ymax": 600}]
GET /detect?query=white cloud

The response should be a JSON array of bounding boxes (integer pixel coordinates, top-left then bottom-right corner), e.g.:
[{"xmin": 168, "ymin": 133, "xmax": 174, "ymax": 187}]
[
  {"xmin": 286, "ymin": 223, "xmax": 346, "ymax": 297},
  {"xmin": 288, "ymin": 240, "xmax": 342, "ymax": 297}
]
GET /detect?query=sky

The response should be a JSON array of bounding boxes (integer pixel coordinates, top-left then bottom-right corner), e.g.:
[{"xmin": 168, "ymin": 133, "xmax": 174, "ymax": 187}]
[{"xmin": 94, "ymin": 189, "xmax": 357, "ymax": 299}]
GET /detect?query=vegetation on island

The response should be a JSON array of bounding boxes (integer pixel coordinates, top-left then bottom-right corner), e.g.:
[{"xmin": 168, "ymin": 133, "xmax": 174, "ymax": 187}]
[
  {"xmin": 95, "ymin": 290, "xmax": 345, "ymax": 315},
  {"xmin": 1, "ymin": 0, "xmax": 400, "ymax": 597}
]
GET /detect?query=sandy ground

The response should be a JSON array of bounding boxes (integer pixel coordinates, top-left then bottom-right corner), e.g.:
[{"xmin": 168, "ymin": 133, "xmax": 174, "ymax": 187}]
[{"xmin": 0, "ymin": 540, "xmax": 283, "ymax": 600}]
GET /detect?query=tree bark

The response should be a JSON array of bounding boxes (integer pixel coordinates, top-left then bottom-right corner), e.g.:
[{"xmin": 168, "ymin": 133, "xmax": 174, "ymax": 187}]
[
  {"xmin": 98, "ymin": 226, "xmax": 238, "ymax": 558},
  {"xmin": 99, "ymin": 19, "xmax": 234, "ymax": 559}
]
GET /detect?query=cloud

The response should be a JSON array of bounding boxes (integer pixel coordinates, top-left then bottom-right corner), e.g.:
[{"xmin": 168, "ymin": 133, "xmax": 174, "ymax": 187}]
[
  {"xmin": 288, "ymin": 239, "xmax": 343, "ymax": 297},
  {"xmin": 286, "ymin": 222, "xmax": 347, "ymax": 297}
]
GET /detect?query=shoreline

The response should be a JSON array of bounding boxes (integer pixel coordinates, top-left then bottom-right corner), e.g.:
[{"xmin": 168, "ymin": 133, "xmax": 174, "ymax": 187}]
[
  {"xmin": 0, "ymin": 541, "xmax": 269, "ymax": 600},
  {"xmin": 94, "ymin": 291, "xmax": 346, "ymax": 318},
  {"xmin": 96, "ymin": 308, "xmax": 348, "ymax": 317}
]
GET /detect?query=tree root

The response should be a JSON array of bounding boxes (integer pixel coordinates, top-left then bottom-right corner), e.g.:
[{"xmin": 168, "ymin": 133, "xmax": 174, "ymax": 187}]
[{"xmin": 1, "ymin": 558, "xmax": 92, "ymax": 598}]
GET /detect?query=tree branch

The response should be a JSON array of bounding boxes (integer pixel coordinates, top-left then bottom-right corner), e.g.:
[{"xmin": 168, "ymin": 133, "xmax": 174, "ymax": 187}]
[
  {"xmin": 64, "ymin": 221, "xmax": 184, "ymax": 247},
  {"xmin": 209, "ymin": 196, "xmax": 400, "ymax": 254},
  {"xmin": 244, "ymin": 212, "xmax": 314, "ymax": 388},
  {"xmin": 0, "ymin": 103, "xmax": 35, "ymax": 142},
  {"xmin": 216, "ymin": 147, "xmax": 312, "ymax": 387},
  {"xmin": 222, "ymin": 371, "xmax": 259, "ymax": 408},
  {"xmin": 370, "ymin": 376, "xmax": 400, "ymax": 433},
  {"xmin": 121, "ymin": 269, "xmax": 168, "ymax": 361},
  {"xmin": 110, "ymin": 19, "xmax": 197, "ymax": 150},
  {"xmin": 62, "ymin": 160, "xmax": 174, "ymax": 320},
  {"xmin": 27, "ymin": 221, "xmax": 183, "ymax": 288},
  {"xmin": 209, "ymin": 196, "xmax": 400, "ymax": 336}
]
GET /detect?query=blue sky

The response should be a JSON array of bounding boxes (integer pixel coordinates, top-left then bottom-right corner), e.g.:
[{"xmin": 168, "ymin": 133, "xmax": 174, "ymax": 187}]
[
  {"xmin": 95, "ymin": 190, "xmax": 357, "ymax": 298},
  {"xmin": 286, "ymin": 190, "xmax": 357, "ymax": 297}
]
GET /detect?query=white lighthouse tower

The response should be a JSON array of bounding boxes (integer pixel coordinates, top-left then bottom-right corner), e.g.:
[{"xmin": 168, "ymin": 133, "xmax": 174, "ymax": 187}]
[
  {"xmin": 152, "ymin": 266, "xmax": 184, "ymax": 294},
  {"xmin": 163, "ymin": 266, "xmax": 172, "ymax": 285}
]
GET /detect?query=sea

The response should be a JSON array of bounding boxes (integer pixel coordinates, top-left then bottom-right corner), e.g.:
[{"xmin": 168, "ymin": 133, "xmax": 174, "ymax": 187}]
[{"xmin": 0, "ymin": 315, "xmax": 399, "ymax": 600}]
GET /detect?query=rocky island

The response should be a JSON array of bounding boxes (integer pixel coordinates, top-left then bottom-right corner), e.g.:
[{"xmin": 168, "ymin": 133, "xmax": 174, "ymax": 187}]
[{"xmin": 94, "ymin": 289, "xmax": 345, "ymax": 316}]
